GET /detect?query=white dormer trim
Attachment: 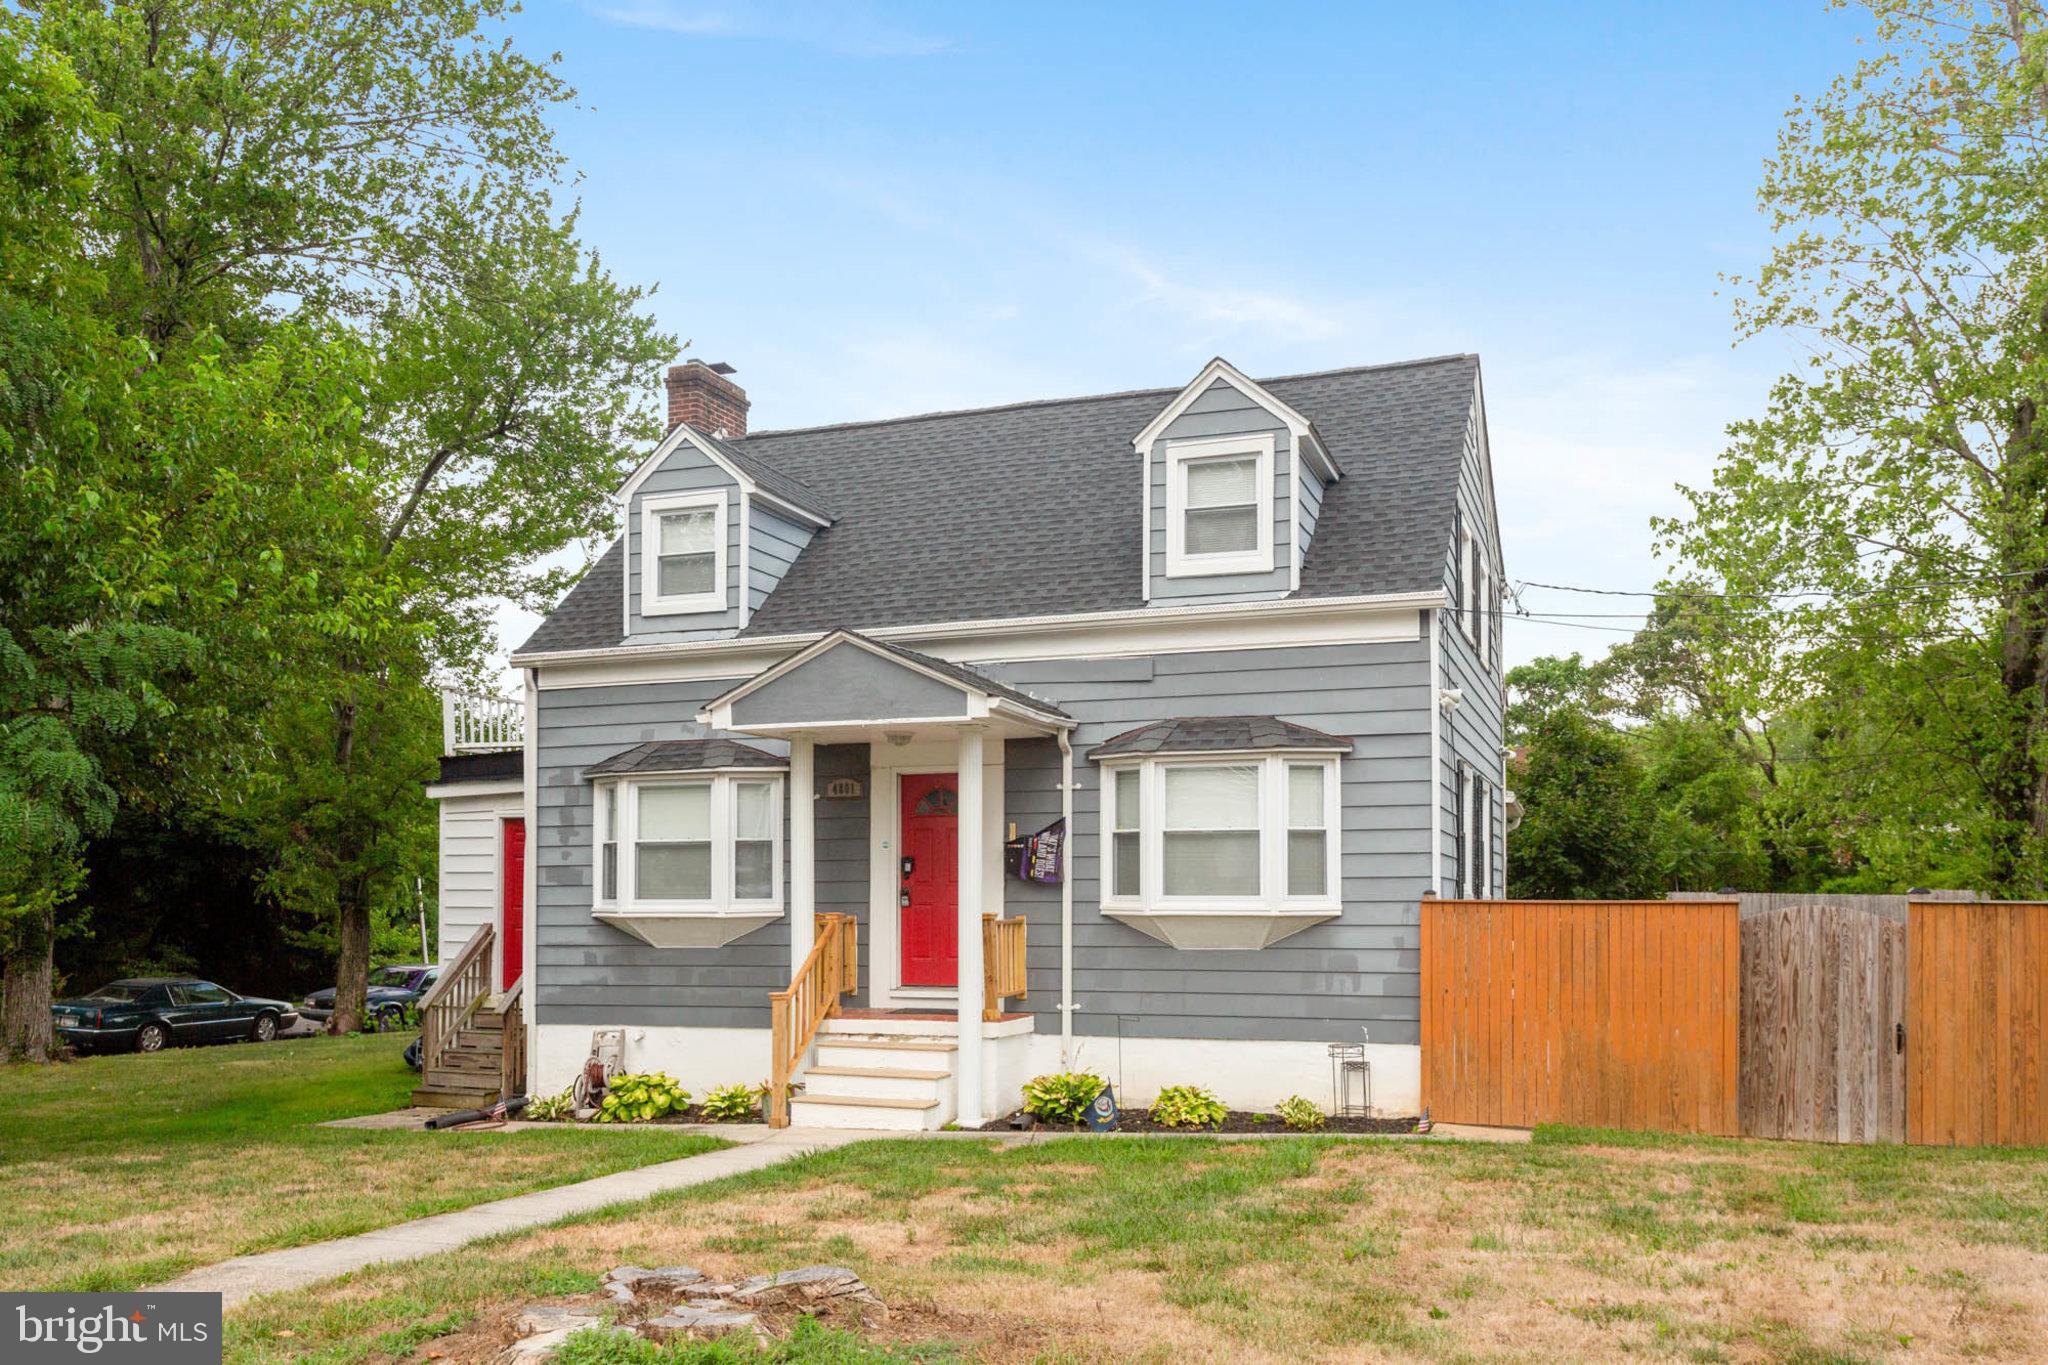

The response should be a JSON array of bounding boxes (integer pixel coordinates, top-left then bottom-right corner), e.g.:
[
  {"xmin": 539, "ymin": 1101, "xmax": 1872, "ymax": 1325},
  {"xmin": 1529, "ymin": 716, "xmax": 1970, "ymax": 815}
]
[
  {"xmin": 640, "ymin": 489, "xmax": 728, "ymax": 617},
  {"xmin": 615, "ymin": 423, "xmax": 831, "ymax": 529},
  {"xmin": 1163, "ymin": 433, "xmax": 1276, "ymax": 578},
  {"xmin": 1132, "ymin": 357, "xmax": 1341, "ymax": 482}
]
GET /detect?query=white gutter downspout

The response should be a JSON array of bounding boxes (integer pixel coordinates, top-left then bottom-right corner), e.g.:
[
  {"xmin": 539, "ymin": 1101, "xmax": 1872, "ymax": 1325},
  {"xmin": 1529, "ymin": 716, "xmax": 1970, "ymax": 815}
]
[
  {"xmin": 1057, "ymin": 728, "xmax": 1076, "ymax": 1068},
  {"xmin": 1427, "ymin": 610, "xmax": 1443, "ymax": 896}
]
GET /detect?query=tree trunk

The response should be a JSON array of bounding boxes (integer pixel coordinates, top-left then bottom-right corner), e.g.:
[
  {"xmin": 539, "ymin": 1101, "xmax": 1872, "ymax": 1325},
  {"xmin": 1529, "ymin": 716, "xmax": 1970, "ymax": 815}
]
[
  {"xmin": 330, "ymin": 868, "xmax": 371, "ymax": 1036},
  {"xmin": 1, "ymin": 906, "xmax": 56, "ymax": 1063},
  {"xmin": 326, "ymin": 691, "xmax": 369, "ymax": 1035}
]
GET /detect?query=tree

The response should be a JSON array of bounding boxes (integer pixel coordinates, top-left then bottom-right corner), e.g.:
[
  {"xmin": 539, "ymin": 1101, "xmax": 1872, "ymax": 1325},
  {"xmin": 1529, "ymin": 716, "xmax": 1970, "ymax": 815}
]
[
  {"xmin": 14, "ymin": 0, "xmax": 673, "ymax": 1034},
  {"xmin": 1506, "ymin": 708, "xmax": 1660, "ymax": 899},
  {"xmin": 1662, "ymin": 0, "xmax": 2048, "ymax": 893}
]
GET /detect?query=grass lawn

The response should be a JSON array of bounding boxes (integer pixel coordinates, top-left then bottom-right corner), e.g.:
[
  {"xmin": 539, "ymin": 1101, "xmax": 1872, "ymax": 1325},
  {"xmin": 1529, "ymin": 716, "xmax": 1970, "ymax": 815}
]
[
  {"xmin": 222, "ymin": 1129, "xmax": 2048, "ymax": 1364},
  {"xmin": 0, "ymin": 1032, "xmax": 727, "ymax": 1293}
]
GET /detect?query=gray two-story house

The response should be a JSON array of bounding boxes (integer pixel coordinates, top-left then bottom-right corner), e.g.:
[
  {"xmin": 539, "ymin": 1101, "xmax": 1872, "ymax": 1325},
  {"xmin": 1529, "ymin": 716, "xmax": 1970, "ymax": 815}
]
[{"xmin": 452, "ymin": 354, "xmax": 1505, "ymax": 1128}]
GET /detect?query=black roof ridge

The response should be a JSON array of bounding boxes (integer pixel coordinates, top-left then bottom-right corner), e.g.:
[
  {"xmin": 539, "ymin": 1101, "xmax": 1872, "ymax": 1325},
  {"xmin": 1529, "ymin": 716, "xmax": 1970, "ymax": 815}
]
[{"xmin": 737, "ymin": 353, "xmax": 1480, "ymax": 442}]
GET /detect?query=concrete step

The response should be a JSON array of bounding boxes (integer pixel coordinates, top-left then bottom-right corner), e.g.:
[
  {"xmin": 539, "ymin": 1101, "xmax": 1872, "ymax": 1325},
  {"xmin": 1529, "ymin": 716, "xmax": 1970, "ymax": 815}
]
[
  {"xmin": 814, "ymin": 1038, "xmax": 957, "ymax": 1070},
  {"xmin": 788, "ymin": 1093, "xmax": 945, "ymax": 1131},
  {"xmin": 803, "ymin": 1065, "xmax": 954, "ymax": 1103}
]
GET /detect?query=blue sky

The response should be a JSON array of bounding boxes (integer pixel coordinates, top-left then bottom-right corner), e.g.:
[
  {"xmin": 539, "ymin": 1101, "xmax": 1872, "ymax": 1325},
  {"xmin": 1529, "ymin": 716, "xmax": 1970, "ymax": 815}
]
[{"xmin": 491, "ymin": 0, "xmax": 1868, "ymax": 677}]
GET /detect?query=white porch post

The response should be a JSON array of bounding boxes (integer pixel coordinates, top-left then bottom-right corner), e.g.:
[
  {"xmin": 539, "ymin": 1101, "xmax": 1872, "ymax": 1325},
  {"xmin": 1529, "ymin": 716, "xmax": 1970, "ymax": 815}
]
[
  {"xmin": 789, "ymin": 736, "xmax": 816, "ymax": 975},
  {"xmin": 955, "ymin": 728, "xmax": 986, "ymax": 1127}
]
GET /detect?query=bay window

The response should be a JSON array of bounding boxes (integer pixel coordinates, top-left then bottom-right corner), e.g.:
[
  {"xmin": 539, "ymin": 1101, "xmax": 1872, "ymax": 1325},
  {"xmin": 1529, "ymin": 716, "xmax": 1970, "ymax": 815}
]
[
  {"xmin": 591, "ymin": 771, "xmax": 783, "ymax": 947},
  {"xmin": 1100, "ymin": 752, "xmax": 1342, "ymax": 949}
]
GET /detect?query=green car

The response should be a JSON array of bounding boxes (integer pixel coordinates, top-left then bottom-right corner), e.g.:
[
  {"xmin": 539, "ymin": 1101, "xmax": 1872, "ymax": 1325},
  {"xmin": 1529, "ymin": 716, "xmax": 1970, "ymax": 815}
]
[{"xmin": 51, "ymin": 977, "xmax": 301, "ymax": 1053}]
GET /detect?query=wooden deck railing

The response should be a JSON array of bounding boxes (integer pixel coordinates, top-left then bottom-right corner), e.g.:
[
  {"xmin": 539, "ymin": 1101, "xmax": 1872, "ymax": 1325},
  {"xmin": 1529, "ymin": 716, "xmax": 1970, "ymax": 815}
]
[
  {"xmin": 767, "ymin": 913, "xmax": 859, "ymax": 1127},
  {"xmin": 983, "ymin": 914, "xmax": 1026, "ymax": 1021},
  {"xmin": 420, "ymin": 922, "xmax": 493, "ymax": 1084}
]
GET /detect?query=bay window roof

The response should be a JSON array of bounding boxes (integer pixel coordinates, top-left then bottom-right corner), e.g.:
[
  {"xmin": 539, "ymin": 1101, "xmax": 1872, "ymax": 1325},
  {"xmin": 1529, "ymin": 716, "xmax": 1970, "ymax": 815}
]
[
  {"xmin": 1090, "ymin": 716, "xmax": 1353, "ymax": 761},
  {"xmin": 584, "ymin": 738, "xmax": 787, "ymax": 779}
]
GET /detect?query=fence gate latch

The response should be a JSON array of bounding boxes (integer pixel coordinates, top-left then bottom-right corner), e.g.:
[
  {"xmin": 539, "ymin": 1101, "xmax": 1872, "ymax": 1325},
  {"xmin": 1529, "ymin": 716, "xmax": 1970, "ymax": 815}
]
[{"xmin": 1895, "ymin": 1021, "xmax": 1906, "ymax": 1055}]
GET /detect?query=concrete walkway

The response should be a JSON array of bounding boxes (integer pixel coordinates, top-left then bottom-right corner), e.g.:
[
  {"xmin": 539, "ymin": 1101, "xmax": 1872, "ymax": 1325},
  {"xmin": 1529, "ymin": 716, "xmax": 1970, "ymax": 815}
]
[{"xmin": 149, "ymin": 1127, "xmax": 884, "ymax": 1309}]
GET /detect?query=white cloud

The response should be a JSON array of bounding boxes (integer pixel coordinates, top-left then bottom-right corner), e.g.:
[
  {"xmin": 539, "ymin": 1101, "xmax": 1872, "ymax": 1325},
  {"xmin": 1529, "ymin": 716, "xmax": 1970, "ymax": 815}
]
[{"xmin": 588, "ymin": 0, "xmax": 950, "ymax": 57}]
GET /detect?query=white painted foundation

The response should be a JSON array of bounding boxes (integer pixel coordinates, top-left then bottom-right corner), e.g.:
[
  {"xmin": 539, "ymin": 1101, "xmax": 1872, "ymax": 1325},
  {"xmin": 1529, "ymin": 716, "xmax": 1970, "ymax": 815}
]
[
  {"xmin": 1025, "ymin": 1034, "xmax": 1420, "ymax": 1116},
  {"xmin": 533, "ymin": 1023, "xmax": 772, "ymax": 1099},
  {"xmin": 536, "ymin": 1020, "xmax": 1419, "ymax": 1119}
]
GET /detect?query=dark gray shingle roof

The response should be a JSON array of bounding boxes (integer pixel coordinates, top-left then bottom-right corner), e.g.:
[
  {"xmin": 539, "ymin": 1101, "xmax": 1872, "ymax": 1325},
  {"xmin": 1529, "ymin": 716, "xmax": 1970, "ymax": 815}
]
[
  {"xmin": 696, "ymin": 430, "xmax": 835, "ymax": 521},
  {"xmin": 583, "ymin": 739, "xmax": 786, "ymax": 778},
  {"xmin": 1089, "ymin": 716, "xmax": 1354, "ymax": 760},
  {"xmin": 518, "ymin": 356, "xmax": 1477, "ymax": 656}
]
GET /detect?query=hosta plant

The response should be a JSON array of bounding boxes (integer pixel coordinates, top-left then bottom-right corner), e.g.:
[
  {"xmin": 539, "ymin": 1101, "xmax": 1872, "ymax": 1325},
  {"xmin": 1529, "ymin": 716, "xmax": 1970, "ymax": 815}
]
[
  {"xmin": 698, "ymin": 1083, "xmax": 759, "ymax": 1122},
  {"xmin": 596, "ymin": 1073, "xmax": 689, "ymax": 1124},
  {"xmin": 526, "ymin": 1089, "xmax": 577, "ymax": 1122},
  {"xmin": 1021, "ymin": 1071, "xmax": 1108, "ymax": 1125},
  {"xmin": 1149, "ymin": 1085, "xmax": 1229, "ymax": 1130},
  {"xmin": 1275, "ymin": 1095, "xmax": 1326, "ymax": 1131}
]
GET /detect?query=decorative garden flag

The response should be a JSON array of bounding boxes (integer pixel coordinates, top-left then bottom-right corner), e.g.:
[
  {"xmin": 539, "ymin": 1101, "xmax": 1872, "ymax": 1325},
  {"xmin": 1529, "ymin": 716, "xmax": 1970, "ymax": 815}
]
[{"xmin": 1006, "ymin": 818, "xmax": 1066, "ymax": 884}]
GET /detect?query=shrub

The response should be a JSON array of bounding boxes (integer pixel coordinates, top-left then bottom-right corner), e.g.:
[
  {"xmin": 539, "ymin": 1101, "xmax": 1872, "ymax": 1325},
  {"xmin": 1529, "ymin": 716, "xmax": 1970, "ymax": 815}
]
[
  {"xmin": 698, "ymin": 1083, "xmax": 759, "ymax": 1122},
  {"xmin": 526, "ymin": 1089, "xmax": 577, "ymax": 1122},
  {"xmin": 595, "ymin": 1073, "xmax": 689, "ymax": 1123},
  {"xmin": 1275, "ymin": 1094, "xmax": 1326, "ymax": 1131},
  {"xmin": 1022, "ymin": 1071, "xmax": 1108, "ymax": 1125},
  {"xmin": 1148, "ymin": 1085, "xmax": 1228, "ymax": 1129}
]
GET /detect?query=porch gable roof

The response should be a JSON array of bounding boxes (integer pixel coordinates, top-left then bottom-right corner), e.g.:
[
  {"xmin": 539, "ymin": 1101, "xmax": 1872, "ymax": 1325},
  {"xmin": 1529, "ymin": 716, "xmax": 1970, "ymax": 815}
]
[{"xmin": 698, "ymin": 628, "xmax": 1071, "ymax": 732}]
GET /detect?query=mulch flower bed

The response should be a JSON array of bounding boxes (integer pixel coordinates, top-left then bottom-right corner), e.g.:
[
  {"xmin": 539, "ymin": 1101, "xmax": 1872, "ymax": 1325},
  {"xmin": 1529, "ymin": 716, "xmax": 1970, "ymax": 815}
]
[{"xmin": 977, "ymin": 1110, "xmax": 1416, "ymax": 1135}]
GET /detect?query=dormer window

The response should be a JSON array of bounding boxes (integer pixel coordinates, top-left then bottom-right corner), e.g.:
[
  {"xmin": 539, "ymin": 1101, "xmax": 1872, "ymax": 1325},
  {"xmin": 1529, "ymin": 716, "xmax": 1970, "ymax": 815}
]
[
  {"xmin": 642, "ymin": 490, "xmax": 726, "ymax": 616},
  {"xmin": 1165, "ymin": 434, "xmax": 1274, "ymax": 577}
]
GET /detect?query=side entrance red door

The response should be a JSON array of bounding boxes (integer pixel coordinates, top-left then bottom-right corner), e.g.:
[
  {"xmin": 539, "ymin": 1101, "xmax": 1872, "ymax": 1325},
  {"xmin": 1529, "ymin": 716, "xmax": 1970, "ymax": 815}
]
[
  {"xmin": 899, "ymin": 773, "xmax": 959, "ymax": 987},
  {"xmin": 501, "ymin": 817, "xmax": 526, "ymax": 991}
]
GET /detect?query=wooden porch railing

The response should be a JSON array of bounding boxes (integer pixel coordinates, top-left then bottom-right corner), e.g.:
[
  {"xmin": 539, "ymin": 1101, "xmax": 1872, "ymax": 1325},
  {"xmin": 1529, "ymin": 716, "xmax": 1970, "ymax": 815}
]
[
  {"xmin": 420, "ymin": 922, "xmax": 494, "ymax": 1083},
  {"xmin": 983, "ymin": 914, "xmax": 1026, "ymax": 1021},
  {"xmin": 498, "ymin": 978, "xmax": 526, "ymax": 1098},
  {"xmin": 767, "ymin": 913, "xmax": 859, "ymax": 1127}
]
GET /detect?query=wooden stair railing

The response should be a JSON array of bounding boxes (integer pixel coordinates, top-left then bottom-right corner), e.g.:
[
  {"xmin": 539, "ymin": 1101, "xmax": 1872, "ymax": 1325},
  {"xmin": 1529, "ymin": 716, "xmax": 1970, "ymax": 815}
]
[
  {"xmin": 767, "ymin": 913, "xmax": 859, "ymax": 1127},
  {"xmin": 982, "ymin": 914, "xmax": 1027, "ymax": 1021},
  {"xmin": 498, "ymin": 978, "xmax": 527, "ymax": 1098},
  {"xmin": 419, "ymin": 922, "xmax": 494, "ymax": 1088}
]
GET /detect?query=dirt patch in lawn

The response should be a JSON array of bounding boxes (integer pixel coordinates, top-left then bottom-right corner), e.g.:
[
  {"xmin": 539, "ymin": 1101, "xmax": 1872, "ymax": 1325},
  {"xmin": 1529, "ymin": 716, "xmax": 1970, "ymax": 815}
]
[{"xmin": 231, "ymin": 1134, "xmax": 2048, "ymax": 1364}]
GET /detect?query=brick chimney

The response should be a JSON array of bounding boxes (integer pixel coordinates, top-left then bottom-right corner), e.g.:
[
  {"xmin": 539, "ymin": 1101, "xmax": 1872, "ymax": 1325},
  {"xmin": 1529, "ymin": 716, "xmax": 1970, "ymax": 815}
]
[{"xmin": 666, "ymin": 360, "xmax": 749, "ymax": 437}]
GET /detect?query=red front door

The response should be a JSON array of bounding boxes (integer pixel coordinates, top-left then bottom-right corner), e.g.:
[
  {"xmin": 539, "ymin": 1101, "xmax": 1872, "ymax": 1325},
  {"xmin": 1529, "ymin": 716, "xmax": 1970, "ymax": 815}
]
[
  {"xmin": 899, "ymin": 773, "xmax": 959, "ymax": 987},
  {"xmin": 501, "ymin": 817, "xmax": 526, "ymax": 990}
]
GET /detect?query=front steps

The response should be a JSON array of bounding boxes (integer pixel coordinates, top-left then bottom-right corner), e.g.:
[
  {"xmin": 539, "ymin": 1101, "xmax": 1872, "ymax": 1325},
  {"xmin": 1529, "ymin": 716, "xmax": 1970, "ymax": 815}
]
[
  {"xmin": 789, "ymin": 1022, "xmax": 959, "ymax": 1130},
  {"xmin": 411, "ymin": 1001, "xmax": 510, "ymax": 1108}
]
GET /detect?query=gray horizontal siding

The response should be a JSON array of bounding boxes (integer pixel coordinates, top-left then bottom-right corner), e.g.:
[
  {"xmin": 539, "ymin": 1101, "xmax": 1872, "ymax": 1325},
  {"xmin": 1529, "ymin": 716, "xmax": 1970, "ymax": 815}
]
[
  {"xmin": 981, "ymin": 637, "xmax": 1433, "ymax": 1046},
  {"xmin": 747, "ymin": 501, "xmax": 814, "ymax": 616},
  {"xmin": 533, "ymin": 673, "xmax": 875, "ymax": 1030},
  {"xmin": 1436, "ymin": 401, "xmax": 1506, "ymax": 897},
  {"xmin": 535, "ymin": 636, "xmax": 1436, "ymax": 1046},
  {"xmin": 1148, "ymin": 379, "xmax": 1293, "ymax": 605},
  {"xmin": 627, "ymin": 445, "xmax": 743, "ymax": 642}
]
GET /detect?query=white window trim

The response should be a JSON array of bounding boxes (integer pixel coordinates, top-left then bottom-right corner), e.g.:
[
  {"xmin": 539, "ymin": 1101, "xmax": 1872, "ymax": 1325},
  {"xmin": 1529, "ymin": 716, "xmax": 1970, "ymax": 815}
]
[
  {"xmin": 1459, "ymin": 528, "xmax": 1478, "ymax": 644},
  {"xmin": 1099, "ymin": 752, "xmax": 1340, "ymax": 950},
  {"xmin": 591, "ymin": 770, "xmax": 783, "ymax": 947},
  {"xmin": 641, "ymin": 489, "xmax": 728, "ymax": 618},
  {"xmin": 1164, "ymin": 433, "xmax": 1275, "ymax": 579},
  {"xmin": 1475, "ymin": 543, "xmax": 1491, "ymax": 662}
]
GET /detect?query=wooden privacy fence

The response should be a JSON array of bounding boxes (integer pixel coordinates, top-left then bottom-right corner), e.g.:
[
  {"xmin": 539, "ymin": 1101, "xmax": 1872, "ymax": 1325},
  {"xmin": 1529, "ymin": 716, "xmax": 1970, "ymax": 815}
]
[
  {"xmin": 1426, "ymin": 896, "xmax": 2048, "ymax": 1145},
  {"xmin": 1420, "ymin": 900, "xmax": 1741, "ymax": 1134},
  {"xmin": 1739, "ymin": 903, "xmax": 1906, "ymax": 1144},
  {"xmin": 1909, "ymin": 901, "xmax": 2048, "ymax": 1147}
]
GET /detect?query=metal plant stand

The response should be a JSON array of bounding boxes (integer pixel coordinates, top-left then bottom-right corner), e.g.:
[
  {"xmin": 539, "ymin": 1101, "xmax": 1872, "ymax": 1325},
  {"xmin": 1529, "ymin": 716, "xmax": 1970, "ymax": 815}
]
[{"xmin": 1328, "ymin": 1041, "xmax": 1373, "ymax": 1119}]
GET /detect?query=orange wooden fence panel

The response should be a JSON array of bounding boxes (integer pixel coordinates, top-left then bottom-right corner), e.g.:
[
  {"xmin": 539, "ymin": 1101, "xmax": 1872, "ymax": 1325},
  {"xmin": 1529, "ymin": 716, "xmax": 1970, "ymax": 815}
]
[
  {"xmin": 1421, "ymin": 899, "xmax": 1740, "ymax": 1134},
  {"xmin": 1908, "ymin": 901, "xmax": 2048, "ymax": 1147}
]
